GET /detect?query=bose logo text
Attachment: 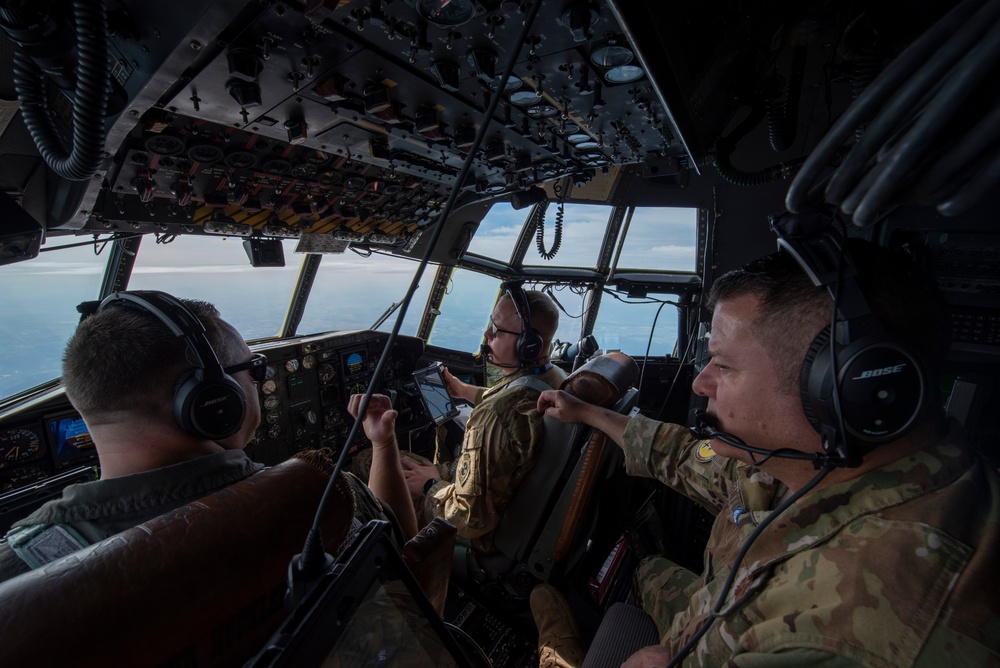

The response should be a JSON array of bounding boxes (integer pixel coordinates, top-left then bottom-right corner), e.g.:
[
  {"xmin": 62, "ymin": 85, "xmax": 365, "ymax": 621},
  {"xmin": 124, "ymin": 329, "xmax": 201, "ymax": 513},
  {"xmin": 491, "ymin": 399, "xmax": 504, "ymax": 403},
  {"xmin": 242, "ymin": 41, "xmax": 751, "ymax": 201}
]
[
  {"xmin": 852, "ymin": 364, "xmax": 906, "ymax": 380},
  {"xmin": 200, "ymin": 396, "xmax": 231, "ymax": 407}
]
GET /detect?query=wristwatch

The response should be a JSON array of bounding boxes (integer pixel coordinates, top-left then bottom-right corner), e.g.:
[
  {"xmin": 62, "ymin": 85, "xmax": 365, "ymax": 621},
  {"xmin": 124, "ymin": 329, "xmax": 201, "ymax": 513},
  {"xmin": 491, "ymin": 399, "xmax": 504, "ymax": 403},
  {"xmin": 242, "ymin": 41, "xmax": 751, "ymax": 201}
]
[{"xmin": 423, "ymin": 477, "xmax": 440, "ymax": 495}]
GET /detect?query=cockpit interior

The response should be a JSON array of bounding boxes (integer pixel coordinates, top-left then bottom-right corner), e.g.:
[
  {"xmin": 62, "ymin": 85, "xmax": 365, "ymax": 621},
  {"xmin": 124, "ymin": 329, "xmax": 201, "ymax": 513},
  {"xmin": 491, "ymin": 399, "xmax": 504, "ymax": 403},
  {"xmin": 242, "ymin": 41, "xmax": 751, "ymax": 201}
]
[{"xmin": 0, "ymin": 0, "xmax": 998, "ymax": 664}]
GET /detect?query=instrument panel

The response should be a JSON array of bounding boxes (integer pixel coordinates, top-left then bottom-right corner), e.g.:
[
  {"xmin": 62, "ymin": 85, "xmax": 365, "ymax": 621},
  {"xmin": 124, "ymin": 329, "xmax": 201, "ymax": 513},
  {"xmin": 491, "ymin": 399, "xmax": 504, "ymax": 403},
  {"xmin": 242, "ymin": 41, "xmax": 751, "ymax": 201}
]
[
  {"xmin": 245, "ymin": 330, "xmax": 425, "ymax": 466},
  {"xmin": 0, "ymin": 411, "xmax": 98, "ymax": 493}
]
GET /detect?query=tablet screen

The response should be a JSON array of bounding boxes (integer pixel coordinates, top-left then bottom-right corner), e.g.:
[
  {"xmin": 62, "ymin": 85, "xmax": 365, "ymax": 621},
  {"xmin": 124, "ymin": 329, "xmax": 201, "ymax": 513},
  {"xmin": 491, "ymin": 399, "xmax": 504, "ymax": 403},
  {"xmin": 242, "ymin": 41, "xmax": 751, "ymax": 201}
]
[{"xmin": 412, "ymin": 363, "xmax": 459, "ymax": 426}]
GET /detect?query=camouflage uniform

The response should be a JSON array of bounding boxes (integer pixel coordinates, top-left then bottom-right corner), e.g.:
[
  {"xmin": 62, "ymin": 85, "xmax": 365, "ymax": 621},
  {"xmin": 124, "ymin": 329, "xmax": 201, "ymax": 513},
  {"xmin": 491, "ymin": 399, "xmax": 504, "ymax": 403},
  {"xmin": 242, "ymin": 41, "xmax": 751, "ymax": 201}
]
[
  {"xmin": 622, "ymin": 414, "xmax": 1000, "ymax": 666},
  {"xmin": 424, "ymin": 364, "xmax": 566, "ymax": 554}
]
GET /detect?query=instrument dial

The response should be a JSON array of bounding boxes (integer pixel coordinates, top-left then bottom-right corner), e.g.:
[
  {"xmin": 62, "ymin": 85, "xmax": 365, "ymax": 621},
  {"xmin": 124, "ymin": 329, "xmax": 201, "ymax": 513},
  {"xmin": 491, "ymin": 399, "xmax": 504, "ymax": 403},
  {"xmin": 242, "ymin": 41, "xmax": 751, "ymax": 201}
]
[
  {"xmin": 264, "ymin": 395, "xmax": 280, "ymax": 411},
  {"xmin": 319, "ymin": 363, "xmax": 336, "ymax": 384},
  {"xmin": 286, "ymin": 358, "xmax": 300, "ymax": 373},
  {"xmin": 302, "ymin": 354, "xmax": 316, "ymax": 370},
  {"xmin": 0, "ymin": 428, "xmax": 42, "ymax": 469},
  {"xmin": 261, "ymin": 379, "xmax": 278, "ymax": 395}
]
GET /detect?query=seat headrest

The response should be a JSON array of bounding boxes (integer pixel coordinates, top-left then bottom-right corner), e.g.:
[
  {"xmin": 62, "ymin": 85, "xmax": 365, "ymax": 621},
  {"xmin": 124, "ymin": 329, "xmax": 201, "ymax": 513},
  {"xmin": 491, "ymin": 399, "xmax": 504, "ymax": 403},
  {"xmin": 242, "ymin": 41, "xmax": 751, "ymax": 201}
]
[
  {"xmin": 0, "ymin": 452, "xmax": 356, "ymax": 667},
  {"xmin": 559, "ymin": 352, "xmax": 639, "ymax": 408}
]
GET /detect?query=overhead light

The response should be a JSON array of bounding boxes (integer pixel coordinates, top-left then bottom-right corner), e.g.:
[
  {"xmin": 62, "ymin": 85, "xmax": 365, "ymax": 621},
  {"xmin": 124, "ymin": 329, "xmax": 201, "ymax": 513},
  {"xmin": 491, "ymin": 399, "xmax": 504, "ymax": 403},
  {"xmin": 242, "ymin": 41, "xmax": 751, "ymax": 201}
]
[
  {"xmin": 527, "ymin": 105, "xmax": 558, "ymax": 118},
  {"xmin": 605, "ymin": 65, "xmax": 644, "ymax": 84},
  {"xmin": 417, "ymin": 0, "xmax": 476, "ymax": 27},
  {"xmin": 591, "ymin": 44, "xmax": 634, "ymax": 68},
  {"xmin": 509, "ymin": 91, "xmax": 541, "ymax": 107},
  {"xmin": 590, "ymin": 42, "xmax": 645, "ymax": 84}
]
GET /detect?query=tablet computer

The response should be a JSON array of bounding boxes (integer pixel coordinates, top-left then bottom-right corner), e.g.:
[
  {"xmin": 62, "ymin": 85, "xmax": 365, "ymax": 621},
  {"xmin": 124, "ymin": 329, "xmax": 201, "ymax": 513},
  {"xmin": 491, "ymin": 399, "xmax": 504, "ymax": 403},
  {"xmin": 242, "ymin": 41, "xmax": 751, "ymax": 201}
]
[{"xmin": 413, "ymin": 362, "xmax": 460, "ymax": 426}]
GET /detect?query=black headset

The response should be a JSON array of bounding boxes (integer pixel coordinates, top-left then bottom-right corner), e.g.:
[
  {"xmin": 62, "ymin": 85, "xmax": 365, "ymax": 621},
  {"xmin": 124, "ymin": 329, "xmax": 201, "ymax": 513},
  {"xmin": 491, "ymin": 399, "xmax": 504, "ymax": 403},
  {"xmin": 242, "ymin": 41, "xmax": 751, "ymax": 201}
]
[
  {"xmin": 96, "ymin": 290, "xmax": 247, "ymax": 440},
  {"xmin": 769, "ymin": 212, "xmax": 926, "ymax": 467},
  {"xmin": 502, "ymin": 281, "xmax": 545, "ymax": 366}
]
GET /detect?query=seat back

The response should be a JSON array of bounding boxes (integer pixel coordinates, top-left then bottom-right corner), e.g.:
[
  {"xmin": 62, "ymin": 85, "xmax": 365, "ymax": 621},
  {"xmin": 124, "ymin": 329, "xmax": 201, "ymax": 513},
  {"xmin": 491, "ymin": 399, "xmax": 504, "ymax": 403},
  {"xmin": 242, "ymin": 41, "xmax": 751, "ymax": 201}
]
[
  {"xmin": 484, "ymin": 353, "xmax": 638, "ymax": 592},
  {"xmin": 0, "ymin": 453, "xmax": 356, "ymax": 668}
]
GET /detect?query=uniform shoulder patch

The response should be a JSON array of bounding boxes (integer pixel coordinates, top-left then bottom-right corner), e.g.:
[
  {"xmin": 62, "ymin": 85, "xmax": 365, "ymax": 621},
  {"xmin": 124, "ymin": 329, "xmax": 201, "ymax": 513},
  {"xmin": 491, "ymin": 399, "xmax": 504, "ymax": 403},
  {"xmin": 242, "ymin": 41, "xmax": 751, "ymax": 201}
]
[
  {"xmin": 695, "ymin": 440, "xmax": 716, "ymax": 462},
  {"xmin": 458, "ymin": 454, "xmax": 472, "ymax": 486}
]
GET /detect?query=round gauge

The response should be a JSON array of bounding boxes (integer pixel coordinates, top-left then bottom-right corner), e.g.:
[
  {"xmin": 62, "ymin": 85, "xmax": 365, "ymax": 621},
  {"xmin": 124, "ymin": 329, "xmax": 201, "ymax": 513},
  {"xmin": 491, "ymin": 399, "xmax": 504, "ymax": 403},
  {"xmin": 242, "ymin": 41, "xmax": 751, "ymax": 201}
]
[
  {"xmin": 509, "ymin": 91, "xmax": 541, "ymax": 107},
  {"xmin": 264, "ymin": 395, "xmax": 280, "ymax": 411},
  {"xmin": 268, "ymin": 425, "xmax": 282, "ymax": 439},
  {"xmin": 0, "ymin": 428, "xmax": 42, "ymax": 468},
  {"xmin": 526, "ymin": 105, "xmax": 558, "ymax": 119},
  {"xmin": 344, "ymin": 176, "xmax": 367, "ymax": 191},
  {"xmin": 261, "ymin": 379, "xmax": 277, "ymax": 395},
  {"xmin": 318, "ymin": 170, "xmax": 341, "ymax": 186},
  {"xmin": 305, "ymin": 150, "xmax": 331, "ymax": 165},
  {"xmin": 187, "ymin": 143, "xmax": 224, "ymax": 165},
  {"xmin": 263, "ymin": 158, "xmax": 292, "ymax": 175},
  {"xmin": 291, "ymin": 163, "xmax": 318, "ymax": 179},
  {"xmin": 302, "ymin": 354, "xmax": 316, "ymax": 370},
  {"xmin": 591, "ymin": 45, "xmax": 634, "ymax": 68},
  {"xmin": 225, "ymin": 150, "xmax": 258, "ymax": 169},
  {"xmin": 266, "ymin": 412, "xmax": 281, "ymax": 425},
  {"xmin": 286, "ymin": 359, "xmax": 301, "ymax": 373},
  {"xmin": 319, "ymin": 363, "xmax": 337, "ymax": 384},
  {"xmin": 605, "ymin": 64, "xmax": 645, "ymax": 84},
  {"xmin": 417, "ymin": 0, "xmax": 476, "ymax": 27},
  {"xmin": 383, "ymin": 184, "xmax": 402, "ymax": 196},
  {"xmin": 144, "ymin": 134, "xmax": 185, "ymax": 156}
]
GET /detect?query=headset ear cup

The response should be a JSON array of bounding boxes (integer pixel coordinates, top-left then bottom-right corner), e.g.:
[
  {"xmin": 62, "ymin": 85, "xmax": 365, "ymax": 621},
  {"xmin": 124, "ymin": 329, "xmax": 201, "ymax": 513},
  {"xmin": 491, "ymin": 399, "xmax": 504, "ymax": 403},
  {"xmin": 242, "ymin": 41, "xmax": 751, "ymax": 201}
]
[
  {"xmin": 174, "ymin": 369, "xmax": 246, "ymax": 439},
  {"xmin": 517, "ymin": 327, "xmax": 544, "ymax": 362},
  {"xmin": 799, "ymin": 327, "xmax": 831, "ymax": 435}
]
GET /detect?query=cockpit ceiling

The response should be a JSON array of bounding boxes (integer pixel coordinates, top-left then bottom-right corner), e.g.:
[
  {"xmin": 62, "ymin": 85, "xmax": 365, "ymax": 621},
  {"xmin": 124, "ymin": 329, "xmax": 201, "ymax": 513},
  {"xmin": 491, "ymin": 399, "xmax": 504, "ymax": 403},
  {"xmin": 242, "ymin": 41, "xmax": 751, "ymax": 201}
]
[
  {"xmin": 4, "ymin": 0, "xmax": 966, "ymax": 251},
  {"xmin": 54, "ymin": 0, "xmax": 689, "ymax": 248}
]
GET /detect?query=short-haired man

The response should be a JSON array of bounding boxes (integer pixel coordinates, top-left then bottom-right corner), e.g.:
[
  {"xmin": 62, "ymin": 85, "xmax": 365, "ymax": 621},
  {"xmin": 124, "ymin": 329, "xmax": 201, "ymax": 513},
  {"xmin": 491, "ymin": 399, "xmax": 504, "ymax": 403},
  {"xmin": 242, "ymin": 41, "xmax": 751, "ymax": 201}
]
[
  {"xmin": 0, "ymin": 291, "xmax": 416, "ymax": 583},
  {"xmin": 533, "ymin": 241, "xmax": 1000, "ymax": 666},
  {"xmin": 356, "ymin": 286, "xmax": 565, "ymax": 555}
]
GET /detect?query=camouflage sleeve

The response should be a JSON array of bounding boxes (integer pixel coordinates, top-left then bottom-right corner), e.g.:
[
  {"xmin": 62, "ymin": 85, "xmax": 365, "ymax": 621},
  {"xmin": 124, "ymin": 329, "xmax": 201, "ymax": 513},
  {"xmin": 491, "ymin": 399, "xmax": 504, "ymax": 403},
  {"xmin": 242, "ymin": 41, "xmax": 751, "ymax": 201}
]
[
  {"xmin": 728, "ymin": 649, "xmax": 862, "ymax": 666},
  {"xmin": 426, "ymin": 387, "xmax": 542, "ymax": 545},
  {"xmin": 622, "ymin": 414, "xmax": 742, "ymax": 514},
  {"xmin": 342, "ymin": 471, "xmax": 390, "ymax": 526}
]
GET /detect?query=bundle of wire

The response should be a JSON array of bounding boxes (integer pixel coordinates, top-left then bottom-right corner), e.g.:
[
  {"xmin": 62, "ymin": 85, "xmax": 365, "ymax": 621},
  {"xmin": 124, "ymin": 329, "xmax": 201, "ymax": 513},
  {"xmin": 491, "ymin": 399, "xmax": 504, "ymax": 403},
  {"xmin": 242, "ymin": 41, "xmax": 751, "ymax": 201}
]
[{"xmin": 786, "ymin": 0, "xmax": 1000, "ymax": 225}]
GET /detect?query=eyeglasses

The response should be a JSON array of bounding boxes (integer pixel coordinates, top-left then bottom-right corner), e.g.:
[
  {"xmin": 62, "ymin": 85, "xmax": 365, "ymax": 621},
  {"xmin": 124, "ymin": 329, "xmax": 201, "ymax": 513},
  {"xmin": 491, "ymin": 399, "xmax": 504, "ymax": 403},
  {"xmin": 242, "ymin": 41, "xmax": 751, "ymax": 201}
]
[
  {"xmin": 488, "ymin": 317, "xmax": 522, "ymax": 337},
  {"xmin": 224, "ymin": 353, "xmax": 269, "ymax": 383}
]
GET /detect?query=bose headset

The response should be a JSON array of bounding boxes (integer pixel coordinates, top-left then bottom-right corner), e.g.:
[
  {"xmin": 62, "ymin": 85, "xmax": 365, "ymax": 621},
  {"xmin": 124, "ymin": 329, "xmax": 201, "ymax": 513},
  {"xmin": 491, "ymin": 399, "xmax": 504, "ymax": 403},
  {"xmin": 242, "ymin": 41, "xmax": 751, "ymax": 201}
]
[
  {"xmin": 96, "ymin": 290, "xmax": 247, "ymax": 440},
  {"xmin": 768, "ymin": 211, "xmax": 927, "ymax": 467},
  {"xmin": 501, "ymin": 280, "xmax": 545, "ymax": 366}
]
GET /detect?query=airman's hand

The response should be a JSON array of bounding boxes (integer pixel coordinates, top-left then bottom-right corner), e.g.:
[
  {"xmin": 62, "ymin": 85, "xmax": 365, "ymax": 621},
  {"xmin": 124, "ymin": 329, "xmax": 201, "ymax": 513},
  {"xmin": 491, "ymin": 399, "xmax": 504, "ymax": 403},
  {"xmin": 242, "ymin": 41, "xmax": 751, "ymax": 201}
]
[
  {"xmin": 347, "ymin": 393, "xmax": 397, "ymax": 449},
  {"xmin": 537, "ymin": 389, "xmax": 587, "ymax": 423}
]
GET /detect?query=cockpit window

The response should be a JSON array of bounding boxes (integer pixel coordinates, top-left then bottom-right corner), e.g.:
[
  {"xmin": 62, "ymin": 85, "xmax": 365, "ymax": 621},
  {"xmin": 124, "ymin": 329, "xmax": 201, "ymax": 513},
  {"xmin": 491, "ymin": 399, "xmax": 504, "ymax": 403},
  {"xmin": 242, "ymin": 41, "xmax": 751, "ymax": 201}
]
[
  {"xmin": 521, "ymin": 203, "xmax": 611, "ymax": 268},
  {"xmin": 592, "ymin": 294, "xmax": 681, "ymax": 357},
  {"xmin": 463, "ymin": 202, "xmax": 524, "ymax": 262},
  {"xmin": 427, "ymin": 268, "xmax": 501, "ymax": 352},
  {"xmin": 614, "ymin": 206, "xmax": 698, "ymax": 272},
  {"xmin": 298, "ymin": 250, "xmax": 431, "ymax": 337},
  {"xmin": 0, "ymin": 241, "xmax": 107, "ymax": 402},
  {"xmin": 128, "ymin": 236, "xmax": 300, "ymax": 341}
]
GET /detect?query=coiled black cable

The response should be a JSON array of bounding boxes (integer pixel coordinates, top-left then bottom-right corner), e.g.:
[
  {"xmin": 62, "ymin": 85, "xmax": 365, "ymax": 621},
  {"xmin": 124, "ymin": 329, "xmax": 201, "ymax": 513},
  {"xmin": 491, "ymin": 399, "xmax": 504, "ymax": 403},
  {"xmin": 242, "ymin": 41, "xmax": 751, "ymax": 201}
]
[
  {"xmin": 536, "ymin": 188, "xmax": 562, "ymax": 260},
  {"xmin": 766, "ymin": 42, "xmax": 806, "ymax": 152},
  {"xmin": 713, "ymin": 102, "xmax": 796, "ymax": 186},
  {"xmin": 10, "ymin": 0, "xmax": 111, "ymax": 181}
]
